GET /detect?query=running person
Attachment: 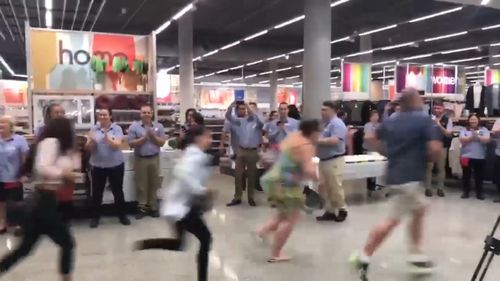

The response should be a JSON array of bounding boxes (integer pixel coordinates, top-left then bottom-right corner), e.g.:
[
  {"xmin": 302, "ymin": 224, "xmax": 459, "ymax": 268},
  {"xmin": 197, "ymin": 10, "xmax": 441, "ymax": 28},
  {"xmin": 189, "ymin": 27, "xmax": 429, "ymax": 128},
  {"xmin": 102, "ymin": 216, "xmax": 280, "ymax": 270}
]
[
  {"xmin": 350, "ymin": 89, "xmax": 442, "ymax": 280},
  {"xmin": 134, "ymin": 126, "xmax": 214, "ymax": 281},
  {"xmin": 255, "ymin": 120, "xmax": 320, "ymax": 262}
]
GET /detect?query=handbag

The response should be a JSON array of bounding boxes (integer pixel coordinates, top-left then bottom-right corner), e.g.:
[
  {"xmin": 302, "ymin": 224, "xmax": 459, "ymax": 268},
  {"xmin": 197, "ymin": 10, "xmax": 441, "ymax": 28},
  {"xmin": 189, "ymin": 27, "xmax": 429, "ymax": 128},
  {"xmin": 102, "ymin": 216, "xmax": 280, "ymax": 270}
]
[{"xmin": 460, "ymin": 157, "xmax": 470, "ymax": 167}]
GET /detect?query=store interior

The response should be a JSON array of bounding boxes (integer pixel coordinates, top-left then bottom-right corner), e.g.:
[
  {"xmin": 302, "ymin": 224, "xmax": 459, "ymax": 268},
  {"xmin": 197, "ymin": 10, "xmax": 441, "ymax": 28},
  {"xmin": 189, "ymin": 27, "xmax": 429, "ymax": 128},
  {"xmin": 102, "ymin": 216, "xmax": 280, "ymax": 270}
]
[{"xmin": 1, "ymin": 0, "xmax": 500, "ymax": 280}]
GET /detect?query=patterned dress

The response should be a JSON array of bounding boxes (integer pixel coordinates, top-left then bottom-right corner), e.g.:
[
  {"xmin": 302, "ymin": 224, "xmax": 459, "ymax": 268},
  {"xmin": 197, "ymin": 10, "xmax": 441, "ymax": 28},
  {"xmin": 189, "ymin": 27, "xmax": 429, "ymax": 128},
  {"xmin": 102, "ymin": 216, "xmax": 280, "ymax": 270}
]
[{"xmin": 260, "ymin": 146, "xmax": 305, "ymax": 213}]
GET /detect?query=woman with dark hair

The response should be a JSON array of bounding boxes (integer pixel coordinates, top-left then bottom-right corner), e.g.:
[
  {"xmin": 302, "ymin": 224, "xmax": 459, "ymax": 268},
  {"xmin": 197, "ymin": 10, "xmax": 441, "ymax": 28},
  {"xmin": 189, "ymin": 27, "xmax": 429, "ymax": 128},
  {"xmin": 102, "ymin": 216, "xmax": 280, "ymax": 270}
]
[
  {"xmin": 35, "ymin": 103, "xmax": 65, "ymax": 138},
  {"xmin": 85, "ymin": 108, "xmax": 130, "ymax": 228},
  {"xmin": 255, "ymin": 119, "xmax": 320, "ymax": 263},
  {"xmin": 287, "ymin": 104, "xmax": 301, "ymax": 120},
  {"xmin": 0, "ymin": 117, "xmax": 79, "ymax": 281},
  {"xmin": 135, "ymin": 125, "xmax": 214, "ymax": 281},
  {"xmin": 179, "ymin": 111, "xmax": 204, "ymax": 150},
  {"xmin": 459, "ymin": 114, "xmax": 490, "ymax": 200}
]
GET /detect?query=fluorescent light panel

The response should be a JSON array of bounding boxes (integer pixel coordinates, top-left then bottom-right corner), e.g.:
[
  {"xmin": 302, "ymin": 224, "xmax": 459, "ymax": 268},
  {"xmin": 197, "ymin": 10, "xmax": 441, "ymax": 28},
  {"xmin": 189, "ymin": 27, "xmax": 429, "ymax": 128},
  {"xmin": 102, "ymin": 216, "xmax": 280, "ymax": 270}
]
[
  {"xmin": 381, "ymin": 42, "xmax": 414, "ymax": 50},
  {"xmin": 45, "ymin": 0, "xmax": 53, "ymax": 9},
  {"xmin": 402, "ymin": 53, "xmax": 433, "ymax": 60},
  {"xmin": 246, "ymin": 74, "xmax": 258, "ymax": 78},
  {"xmin": 244, "ymin": 30, "xmax": 268, "ymax": 41},
  {"xmin": 289, "ymin": 49, "xmax": 304, "ymax": 55},
  {"xmin": 481, "ymin": 0, "xmax": 491, "ymax": 5},
  {"xmin": 246, "ymin": 60, "xmax": 263, "ymax": 66},
  {"xmin": 331, "ymin": 36, "xmax": 351, "ymax": 44},
  {"xmin": 466, "ymin": 71, "xmax": 484, "ymax": 75},
  {"xmin": 345, "ymin": 50, "xmax": 373, "ymax": 58},
  {"xmin": 172, "ymin": 3, "xmax": 194, "ymax": 20},
  {"xmin": 482, "ymin": 24, "xmax": 500, "ymax": 30},
  {"xmin": 45, "ymin": 10, "xmax": 52, "ymax": 28},
  {"xmin": 286, "ymin": 75, "xmax": 300, "ymax": 79},
  {"xmin": 408, "ymin": 7, "xmax": 463, "ymax": 23},
  {"xmin": 464, "ymin": 65, "xmax": 484, "ymax": 69},
  {"xmin": 274, "ymin": 15, "xmax": 305, "ymax": 29},
  {"xmin": 441, "ymin": 46, "xmax": 478, "ymax": 54},
  {"xmin": 259, "ymin": 80, "xmax": 269, "ymax": 84},
  {"xmin": 372, "ymin": 60, "xmax": 396, "ymax": 66},
  {"xmin": 202, "ymin": 50, "xmax": 219, "ymax": 58},
  {"xmin": 221, "ymin": 41, "xmax": 241, "ymax": 50},
  {"xmin": 491, "ymin": 43, "xmax": 500, "ymax": 46},
  {"xmin": 330, "ymin": 0, "xmax": 351, "ymax": 8},
  {"xmin": 359, "ymin": 24, "xmax": 398, "ymax": 36},
  {"xmin": 424, "ymin": 31, "xmax": 468, "ymax": 42},
  {"xmin": 276, "ymin": 67, "xmax": 292, "ymax": 72},
  {"xmin": 0, "ymin": 56, "xmax": 15, "ymax": 75},
  {"xmin": 216, "ymin": 69, "xmax": 229, "ymax": 74},
  {"xmin": 230, "ymin": 65, "xmax": 244, "ymax": 70},
  {"xmin": 450, "ymin": 57, "xmax": 484, "ymax": 63},
  {"xmin": 266, "ymin": 54, "xmax": 285, "ymax": 61}
]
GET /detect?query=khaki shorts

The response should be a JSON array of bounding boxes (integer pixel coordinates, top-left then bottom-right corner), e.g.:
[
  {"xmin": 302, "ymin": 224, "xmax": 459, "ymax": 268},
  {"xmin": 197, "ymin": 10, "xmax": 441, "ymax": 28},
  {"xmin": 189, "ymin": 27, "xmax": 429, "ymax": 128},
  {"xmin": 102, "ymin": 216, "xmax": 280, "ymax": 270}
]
[{"xmin": 389, "ymin": 182, "xmax": 427, "ymax": 220}]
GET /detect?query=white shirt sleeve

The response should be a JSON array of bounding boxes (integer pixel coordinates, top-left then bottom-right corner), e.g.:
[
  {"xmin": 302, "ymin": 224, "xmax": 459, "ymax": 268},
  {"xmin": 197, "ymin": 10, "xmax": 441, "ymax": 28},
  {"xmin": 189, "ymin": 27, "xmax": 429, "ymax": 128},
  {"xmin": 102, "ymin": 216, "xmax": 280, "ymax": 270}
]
[
  {"xmin": 172, "ymin": 152, "xmax": 207, "ymax": 195},
  {"xmin": 35, "ymin": 138, "xmax": 63, "ymax": 180}
]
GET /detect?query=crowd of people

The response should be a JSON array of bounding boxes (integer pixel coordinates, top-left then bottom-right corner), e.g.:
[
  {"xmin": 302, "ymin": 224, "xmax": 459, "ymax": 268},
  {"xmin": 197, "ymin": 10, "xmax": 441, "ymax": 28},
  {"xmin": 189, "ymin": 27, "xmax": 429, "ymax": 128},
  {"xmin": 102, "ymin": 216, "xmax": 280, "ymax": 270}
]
[{"xmin": 1, "ymin": 88, "xmax": 500, "ymax": 280}]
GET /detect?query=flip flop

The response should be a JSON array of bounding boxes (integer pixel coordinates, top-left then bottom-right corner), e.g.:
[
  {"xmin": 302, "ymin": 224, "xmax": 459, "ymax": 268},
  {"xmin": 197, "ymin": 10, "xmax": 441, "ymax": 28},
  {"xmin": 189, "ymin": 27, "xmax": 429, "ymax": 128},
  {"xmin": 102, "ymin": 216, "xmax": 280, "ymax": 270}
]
[{"xmin": 267, "ymin": 256, "xmax": 292, "ymax": 263}]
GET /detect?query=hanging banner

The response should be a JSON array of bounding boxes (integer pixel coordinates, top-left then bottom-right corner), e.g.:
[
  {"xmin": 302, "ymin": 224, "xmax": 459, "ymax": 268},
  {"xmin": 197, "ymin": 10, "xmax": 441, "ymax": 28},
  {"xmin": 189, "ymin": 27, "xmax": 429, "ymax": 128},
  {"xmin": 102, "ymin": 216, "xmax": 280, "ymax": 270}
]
[
  {"xmin": 485, "ymin": 69, "xmax": 500, "ymax": 86},
  {"xmin": 29, "ymin": 29, "xmax": 150, "ymax": 92},
  {"xmin": 342, "ymin": 62, "xmax": 371, "ymax": 99},
  {"xmin": 396, "ymin": 64, "xmax": 457, "ymax": 94}
]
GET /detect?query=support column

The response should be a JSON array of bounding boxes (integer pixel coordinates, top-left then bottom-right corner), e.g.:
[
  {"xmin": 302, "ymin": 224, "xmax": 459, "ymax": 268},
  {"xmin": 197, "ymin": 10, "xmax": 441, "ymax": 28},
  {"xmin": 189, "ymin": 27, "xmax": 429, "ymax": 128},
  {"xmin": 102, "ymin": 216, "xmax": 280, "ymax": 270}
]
[
  {"xmin": 302, "ymin": 0, "xmax": 331, "ymax": 119},
  {"xmin": 269, "ymin": 62, "xmax": 278, "ymax": 110},
  {"xmin": 178, "ymin": 11, "xmax": 195, "ymax": 123}
]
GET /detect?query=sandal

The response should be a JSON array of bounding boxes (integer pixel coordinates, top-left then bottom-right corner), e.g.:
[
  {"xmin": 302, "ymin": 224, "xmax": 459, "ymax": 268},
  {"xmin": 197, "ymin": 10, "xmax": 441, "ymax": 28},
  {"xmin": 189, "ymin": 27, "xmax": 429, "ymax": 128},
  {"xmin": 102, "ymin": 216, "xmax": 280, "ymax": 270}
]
[{"xmin": 267, "ymin": 256, "xmax": 292, "ymax": 263}]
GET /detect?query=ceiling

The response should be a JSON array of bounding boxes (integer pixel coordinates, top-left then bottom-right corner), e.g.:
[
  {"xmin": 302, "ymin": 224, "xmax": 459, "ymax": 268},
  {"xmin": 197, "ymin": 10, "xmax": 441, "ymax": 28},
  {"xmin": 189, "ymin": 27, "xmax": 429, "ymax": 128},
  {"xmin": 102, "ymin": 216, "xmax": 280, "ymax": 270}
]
[{"xmin": 1, "ymin": 0, "xmax": 500, "ymax": 85}]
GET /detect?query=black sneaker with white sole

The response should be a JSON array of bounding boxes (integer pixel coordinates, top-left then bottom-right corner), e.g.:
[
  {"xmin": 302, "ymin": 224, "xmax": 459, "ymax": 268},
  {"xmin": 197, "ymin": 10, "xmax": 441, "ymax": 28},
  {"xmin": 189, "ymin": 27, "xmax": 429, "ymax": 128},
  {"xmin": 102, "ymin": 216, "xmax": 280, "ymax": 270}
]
[{"xmin": 349, "ymin": 252, "xmax": 370, "ymax": 281}]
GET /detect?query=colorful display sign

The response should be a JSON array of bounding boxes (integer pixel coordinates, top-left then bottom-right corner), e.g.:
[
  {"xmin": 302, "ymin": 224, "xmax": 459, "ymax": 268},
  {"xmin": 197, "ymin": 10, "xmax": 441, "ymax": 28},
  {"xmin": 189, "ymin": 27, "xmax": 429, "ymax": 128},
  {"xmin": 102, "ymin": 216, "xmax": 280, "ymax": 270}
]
[
  {"xmin": 30, "ymin": 29, "xmax": 150, "ymax": 92},
  {"xmin": 396, "ymin": 64, "xmax": 457, "ymax": 94},
  {"xmin": 342, "ymin": 62, "xmax": 370, "ymax": 93},
  {"xmin": 485, "ymin": 69, "xmax": 500, "ymax": 86},
  {"xmin": 0, "ymin": 80, "xmax": 28, "ymax": 106}
]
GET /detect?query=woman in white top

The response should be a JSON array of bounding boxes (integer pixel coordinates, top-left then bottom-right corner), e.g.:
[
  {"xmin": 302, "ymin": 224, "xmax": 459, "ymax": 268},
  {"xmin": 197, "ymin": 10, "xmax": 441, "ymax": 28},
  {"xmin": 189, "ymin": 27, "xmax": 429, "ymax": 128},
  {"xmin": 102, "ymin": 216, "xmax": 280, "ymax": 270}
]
[
  {"xmin": 135, "ymin": 125, "xmax": 214, "ymax": 281},
  {"xmin": 0, "ymin": 118, "xmax": 80, "ymax": 281}
]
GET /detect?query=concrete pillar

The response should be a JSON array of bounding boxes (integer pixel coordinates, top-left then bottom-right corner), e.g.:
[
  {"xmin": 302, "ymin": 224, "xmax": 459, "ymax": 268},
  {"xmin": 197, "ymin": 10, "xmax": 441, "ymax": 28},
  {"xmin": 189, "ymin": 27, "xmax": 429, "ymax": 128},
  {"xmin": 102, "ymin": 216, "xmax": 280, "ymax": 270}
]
[
  {"xmin": 178, "ymin": 12, "xmax": 195, "ymax": 123},
  {"xmin": 269, "ymin": 62, "xmax": 278, "ymax": 110},
  {"xmin": 302, "ymin": 0, "xmax": 331, "ymax": 119}
]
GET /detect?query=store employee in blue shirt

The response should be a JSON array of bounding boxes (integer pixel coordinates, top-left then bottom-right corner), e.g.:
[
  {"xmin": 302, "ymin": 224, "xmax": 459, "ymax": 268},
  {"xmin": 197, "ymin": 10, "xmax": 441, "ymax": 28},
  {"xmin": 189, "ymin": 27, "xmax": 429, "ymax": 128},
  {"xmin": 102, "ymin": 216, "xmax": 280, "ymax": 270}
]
[
  {"xmin": 226, "ymin": 101, "xmax": 264, "ymax": 207},
  {"xmin": 85, "ymin": 108, "xmax": 130, "ymax": 228},
  {"xmin": 316, "ymin": 101, "xmax": 348, "ymax": 222},
  {"xmin": 128, "ymin": 105, "xmax": 167, "ymax": 219},
  {"xmin": 0, "ymin": 116, "xmax": 29, "ymax": 233},
  {"xmin": 264, "ymin": 102, "xmax": 299, "ymax": 148}
]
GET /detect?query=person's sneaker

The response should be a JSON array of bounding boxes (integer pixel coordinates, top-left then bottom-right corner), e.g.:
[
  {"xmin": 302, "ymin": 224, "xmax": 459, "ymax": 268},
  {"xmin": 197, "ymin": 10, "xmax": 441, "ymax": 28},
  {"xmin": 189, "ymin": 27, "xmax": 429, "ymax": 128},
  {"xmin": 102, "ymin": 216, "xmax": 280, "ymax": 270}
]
[
  {"xmin": 425, "ymin": 189, "xmax": 433, "ymax": 197},
  {"xmin": 316, "ymin": 211, "xmax": 337, "ymax": 221},
  {"xmin": 349, "ymin": 252, "xmax": 369, "ymax": 281},
  {"xmin": 461, "ymin": 192, "xmax": 469, "ymax": 199},
  {"xmin": 150, "ymin": 210, "xmax": 160, "ymax": 218},
  {"xmin": 226, "ymin": 199, "xmax": 242, "ymax": 207},
  {"xmin": 437, "ymin": 189, "xmax": 445, "ymax": 197},
  {"xmin": 119, "ymin": 216, "xmax": 131, "ymax": 226},
  {"xmin": 89, "ymin": 218, "xmax": 100, "ymax": 228},
  {"xmin": 408, "ymin": 255, "xmax": 435, "ymax": 275},
  {"xmin": 248, "ymin": 199, "xmax": 257, "ymax": 207},
  {"xmin": 135, "ymin": 209, "xmax": 148, "ymax": 220},
  {"xmin": 335, "ymin": 209, "xmax": 348, "ymax": 222},
  {"xmin": 476, "ymin": 194, "xmax": 485, "ymax": 201}
]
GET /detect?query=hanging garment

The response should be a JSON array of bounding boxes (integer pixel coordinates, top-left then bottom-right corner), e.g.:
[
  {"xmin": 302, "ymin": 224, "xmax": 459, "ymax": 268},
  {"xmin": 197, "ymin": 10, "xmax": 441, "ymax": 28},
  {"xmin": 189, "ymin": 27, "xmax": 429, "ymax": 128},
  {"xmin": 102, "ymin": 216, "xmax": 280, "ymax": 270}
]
[
  {"xmin": 485, "ymin": 85, "xmax": 500, "ymax": 116},
  {"xmin": 465, "ymin": 85, "xmax": 485, "ymax": 115},
  {"xmin": 361, "ymin": 101, "xmax": 377, "ymax": 125},
  {"xmin": 448, "ymin": 137, "xmax": 462, "ymax": 177}
]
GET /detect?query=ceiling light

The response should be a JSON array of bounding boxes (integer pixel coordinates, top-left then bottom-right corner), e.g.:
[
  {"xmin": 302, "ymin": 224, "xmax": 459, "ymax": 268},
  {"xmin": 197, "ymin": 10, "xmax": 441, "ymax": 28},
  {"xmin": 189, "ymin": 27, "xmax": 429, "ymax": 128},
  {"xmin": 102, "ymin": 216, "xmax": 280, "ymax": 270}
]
[
  {"xmin": 230, "ymin": 65, "xmax": 244, "ymax": 70},
  {"xmin": 244, "ymin": 30, "xmax": 268, "ymax": 41},
  {"xmin": 289, "ymin": 49, "xmax": 304, "ymax": 55},
  {"xmin": 294, "ymin": 64, "xmax": 302, "ymax": 68},
  {"xmin": 274, "ymin": 15, "xmax": 305, "ymax": 29},
  {"xmin": 330, "ymin": 76, "xmax": 340, "ymax": 80},
  {"xmin": 372, "ymin": 60, "xmax": 396, "ymax": 66},
  {"xmin": 493, "ymin": 54, "xmax": 500, "ymax": 58},
  {"xmin": 376, "ymin": 75, "xmax": 394, "ymax": 79},
  {"xmin": 345, "ymin": 50, "xmax": 373, "ymax": 58},
  {"xmin": 205, "ymin": 72, "xmax": 216, "ymax": 77},
  {"xmin": 330, "ymin": 0, "xmax": 351, "ymax": 8},
  {"xmin": 202, "ymin": 50, "xmax": 219, "ymax": 58},
  {"xmin": 330, "ymin": 69, "xmax": 340, "ymax": 72},
  {"xmin": 194, "ymin": 75, "xmax": 205, "ymax": 80},
  {"xmin": 221, "ymin": 79, "xmax": 231, "ymax": 83},
  {"xmin": 450, "ymin": 57, "xmax": 484, "ymax": 63},
  {"xmin": 233, "ymin": 77, "xmax": 243, "ymax": 81},
  {"xmin": 0, "ymin": 56, "xmax": 15, "ymax": 75},
  {"xmin": 221, "ymin": 41, "xmax": 241, "ymax": 50},
  {"xmin": 276, "ymin": 67, "xmax": 292, "ymax": 72},
  {"xmin": 45, "ymin": 10, "xmax": 53, "ymax": 28},
  {"xmin": 286, "ymin": 75, "xmax": 300, "ymax": 79},
  {"xmin": 246, "ymin": 60, "xmax": 263, "ymax": 66},
  {"xmin": 466, "ymin": 71, "xmax": 484, "ymax": 75},
  {"xmin": 482, "ymin": 24, "xmax": 500, "ymax": 30},
  {"xmin": 331, "ymin": 57, "xmax": 341, "ymax": 61},
  {"xmin": 359, "ymin": 24, "xmax": 398, "ymax": 36},
  {"xmin": 381, "ymin": 42, "xmax": 414, "ymax": 50},
  {"xmin": 464, "ymin": 65, "xmax": 485, "ymax": 69},
  {"xmin": 467, "ymin": 75, "xmax": 483, "ymax": 79},
  {"xmin": 491, "ymin": 43, "xmax": 500, "ymax": 46},
  {"xmin": 266, "ymin": 54, "xmax": 285, "ymax": 61},
  {"xmin": 13, "ymin": 74, "xmax": 28, "ymax": 78},
  {"xmin": 408, "ymin": 7, "xmax": 463, "ymax": 23},
  {"xmin": 154, "ymin": 21, "xmax": 171, "ymax": 35},
  {"xmin": 402, "ymin": 53, "xmax": 433, "ymax": 60},
  {"xmin": 165, "ymin": 65, "xmax": 178, "ymax": 72},
  {"xmin": 259, "ymin": 80, "xmax": 269, "ymax": 84},
  {"xmin": 424, "ymin": 31, "xmax": 468, "ymax": 42},
  {"xmin": 494, "ymin": 63, "xmax": 500, "ymax": 66},
  {"xmin": 172, "ymin": 3, "xmax": 194, "ymax": 20},
  {"xmin": 441, "ymin": 46, "xmax": 478, "ymax": 54},
  {"xmin": 193, "ymin": 56, "xmax": 202, "ymax": 62},
  {"xmin": 277, "ymin": 78, "xmax": 284, "ymax": 81},
  {"xmin": 259, "ymin": 71, "xmax": 272, "ymax": 75},
  {"xmin": 331, "ymin": 36, "xmax": 351, "ymax": 44},
  {"xmin": 372, "ymin": 70, "xmax": 383, "ymax": 74},
  {"xmin": 216, "ymin": 69, "xmax": 229, "ymax": 74},
  {"xmin": 481, "ymin": 0, "xmax": 491, "ymax": 5},
  {"xmin": 45, "ymin": 0, "xmax": 53, "ymax": 10},
  {"xmin": 245, "ymin": 74, "xmax": 257, "ymax": 78}
]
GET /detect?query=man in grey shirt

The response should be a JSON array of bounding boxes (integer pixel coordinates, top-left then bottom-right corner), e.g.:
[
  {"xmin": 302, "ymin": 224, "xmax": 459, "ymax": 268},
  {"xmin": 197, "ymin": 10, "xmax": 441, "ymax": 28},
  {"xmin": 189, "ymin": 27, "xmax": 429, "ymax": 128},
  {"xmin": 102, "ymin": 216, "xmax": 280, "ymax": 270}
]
[
  {"xmin": 350, "ymin": 89, "xmax": 442, "ymax": 280},
  {"xmin": 225, "ymin": 101, "xmax": 264, "ymax": 207}
]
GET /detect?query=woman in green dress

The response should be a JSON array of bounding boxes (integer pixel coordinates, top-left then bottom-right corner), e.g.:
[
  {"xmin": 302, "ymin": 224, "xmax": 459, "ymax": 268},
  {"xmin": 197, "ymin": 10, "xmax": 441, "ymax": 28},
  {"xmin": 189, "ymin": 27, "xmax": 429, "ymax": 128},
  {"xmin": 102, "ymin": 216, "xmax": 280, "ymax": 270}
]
[{"xmin": 256, "ymin": 119, "xmax": 321, "ymax": 263}]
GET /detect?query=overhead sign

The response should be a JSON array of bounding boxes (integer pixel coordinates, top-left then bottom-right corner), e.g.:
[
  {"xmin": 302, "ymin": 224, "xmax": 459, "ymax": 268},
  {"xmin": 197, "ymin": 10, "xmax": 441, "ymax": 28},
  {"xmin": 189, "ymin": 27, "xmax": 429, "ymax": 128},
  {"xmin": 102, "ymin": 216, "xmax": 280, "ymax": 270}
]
[{"xmin": 396, "ymin": 64, "xmax": 457, "ymax": 94}]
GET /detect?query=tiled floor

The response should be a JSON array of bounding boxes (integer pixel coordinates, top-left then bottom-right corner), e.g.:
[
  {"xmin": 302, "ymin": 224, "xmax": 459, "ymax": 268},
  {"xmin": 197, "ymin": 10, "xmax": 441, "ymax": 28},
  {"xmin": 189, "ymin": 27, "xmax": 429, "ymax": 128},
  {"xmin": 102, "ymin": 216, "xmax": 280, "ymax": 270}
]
[{"xmin": 1, "ymin": 172, "xmax": 500, "ymax": 281}]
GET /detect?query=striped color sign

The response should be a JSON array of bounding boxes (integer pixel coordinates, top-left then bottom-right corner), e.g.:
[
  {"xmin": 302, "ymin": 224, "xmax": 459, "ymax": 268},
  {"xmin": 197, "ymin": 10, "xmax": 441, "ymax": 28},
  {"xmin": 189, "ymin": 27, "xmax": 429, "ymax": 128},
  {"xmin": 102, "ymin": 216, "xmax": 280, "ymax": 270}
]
[{"xmin": 342, "ymin": 62, "xmax": 370, "ymax": 93}]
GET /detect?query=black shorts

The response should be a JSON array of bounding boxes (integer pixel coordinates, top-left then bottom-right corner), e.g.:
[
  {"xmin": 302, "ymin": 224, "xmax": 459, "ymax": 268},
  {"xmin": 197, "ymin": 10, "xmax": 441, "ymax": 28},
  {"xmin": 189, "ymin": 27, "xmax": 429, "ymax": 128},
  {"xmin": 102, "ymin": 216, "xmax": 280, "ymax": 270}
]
[{"xmin": 0, "ymin": 182, "xmax": 24, "ymax": 202}]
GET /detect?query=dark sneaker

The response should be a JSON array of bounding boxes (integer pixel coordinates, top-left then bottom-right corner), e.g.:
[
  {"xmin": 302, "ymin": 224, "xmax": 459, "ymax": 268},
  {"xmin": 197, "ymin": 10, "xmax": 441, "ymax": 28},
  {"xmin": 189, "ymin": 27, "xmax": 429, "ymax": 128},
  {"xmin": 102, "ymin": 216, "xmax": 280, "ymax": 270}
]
[
  {"xmin": 150, "ymin": 210, "xmax": 160, "ymax": 218},
  {"xmin": 461, "ymin": 192, "xmax": 469, "ymax": 199},
  {"xmin": 135, "ymin": 209, "xmax": 148, "ymax": 220},
  {"xmin": 90, "ymin": 218, "xmax": 100, "ymax": 228},
  {"xmin": 119, "ymin": 216, "xmax": 131, "ymax": 226},
  {"xmin": 248, "ymin": 199, "xmax": 257, "ymax": 207},
  {"xmin": 408, "ymin": 255, "xmax": 435, "ymax": 275},
  {"xmin": 425, "ymin": 189, "xmax": 433, "ymax": 197},
  {"xmin": 437, "ymin": 189, "xmax": 445, "ymax": 197},
  {"xmin": 226, "ymin": 199, "xmax": 242, "ymax": 207},
  {"xmin": 476, "ymin": 194, "xmax": 485, "ymax": 200},
  {"xmin": 335, "ymin": 209, "xmax": 348, "ymax": 222},
  {"xmin": 316, "ymin": 211, "xmax": 337, "ymax": 221},
  {"xmin": 349, "ymin": 252, "xmax": 370, "ymax": 281}
]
